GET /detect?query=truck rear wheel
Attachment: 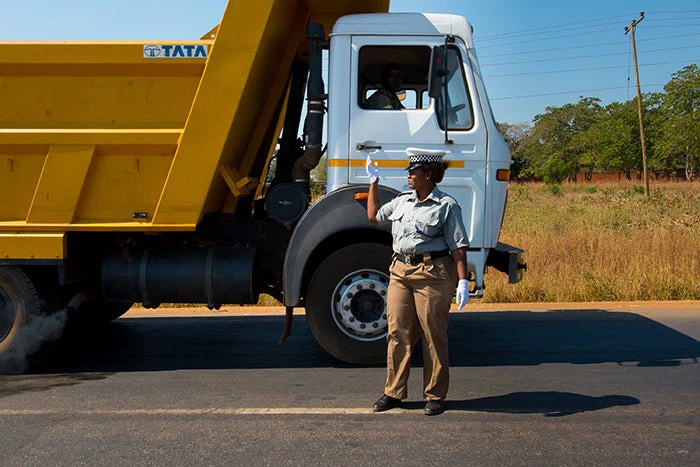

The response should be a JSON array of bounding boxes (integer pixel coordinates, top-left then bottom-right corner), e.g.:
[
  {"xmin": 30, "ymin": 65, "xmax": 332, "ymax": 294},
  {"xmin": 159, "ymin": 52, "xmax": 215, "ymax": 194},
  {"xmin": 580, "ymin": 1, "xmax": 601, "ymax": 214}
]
[
  {"xmin": 0, "ymin": 267, "xmax": 42, "ymax": 356},
  {"xmin": 306, "ymin": 243, "xmax": 392, "ymax": 364}
]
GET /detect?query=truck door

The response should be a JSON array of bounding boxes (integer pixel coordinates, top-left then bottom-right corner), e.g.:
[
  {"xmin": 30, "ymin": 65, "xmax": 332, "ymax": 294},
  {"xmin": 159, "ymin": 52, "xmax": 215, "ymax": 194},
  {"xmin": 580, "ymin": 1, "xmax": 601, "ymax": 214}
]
[{"xmin": 347, "ymin": 36, "xmax": 487, "ymax": 249}]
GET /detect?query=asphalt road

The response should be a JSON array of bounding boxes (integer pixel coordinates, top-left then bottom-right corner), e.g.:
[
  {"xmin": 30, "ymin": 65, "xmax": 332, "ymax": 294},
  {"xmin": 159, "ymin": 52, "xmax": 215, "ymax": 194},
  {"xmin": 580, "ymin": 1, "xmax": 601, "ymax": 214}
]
[{"xmin": 0, "ymin": 302, "xmax": 698, "ymax": 466}]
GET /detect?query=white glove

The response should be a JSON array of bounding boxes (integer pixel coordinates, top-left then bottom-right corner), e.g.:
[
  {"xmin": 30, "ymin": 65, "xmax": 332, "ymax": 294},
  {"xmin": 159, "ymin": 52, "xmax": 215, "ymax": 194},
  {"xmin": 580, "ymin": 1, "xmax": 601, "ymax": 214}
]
[
  {"xmin": 456, "ymin": 279, "xmax": 469, "ymax": 310},
  {"xmin": 366, "ymin": 155, "xmax": 380, "ymax": 184}
]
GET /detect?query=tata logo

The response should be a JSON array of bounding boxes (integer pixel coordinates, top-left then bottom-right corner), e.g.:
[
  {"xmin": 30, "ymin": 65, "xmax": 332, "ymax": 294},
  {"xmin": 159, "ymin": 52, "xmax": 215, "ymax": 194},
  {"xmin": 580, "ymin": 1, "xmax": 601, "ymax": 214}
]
[
  {"xmin": 143, "ymin": 45, "xmax": 162, "ymax": 57},
  {"xmin": 143, "ymin": 44, "xmax": 208, "ymax": 59}
]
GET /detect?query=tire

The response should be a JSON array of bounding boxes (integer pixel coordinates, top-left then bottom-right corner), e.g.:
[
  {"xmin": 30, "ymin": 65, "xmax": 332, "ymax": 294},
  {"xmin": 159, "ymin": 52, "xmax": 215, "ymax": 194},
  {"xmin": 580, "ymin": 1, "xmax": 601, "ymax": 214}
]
[
  {"xmin": 306, "ymin": 243, "xmax": 392, "ymax": 364},
  {"xmin": 0, "ymin": 267, "xmax": 43, "ymax": 356}
]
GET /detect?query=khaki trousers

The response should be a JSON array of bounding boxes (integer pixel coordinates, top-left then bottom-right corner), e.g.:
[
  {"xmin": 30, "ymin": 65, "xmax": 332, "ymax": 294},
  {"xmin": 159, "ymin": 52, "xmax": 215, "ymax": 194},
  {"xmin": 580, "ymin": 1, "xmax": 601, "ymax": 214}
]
[{"xmin": 384, "ymin": 254, "xmax": 457, "ymax": 401}]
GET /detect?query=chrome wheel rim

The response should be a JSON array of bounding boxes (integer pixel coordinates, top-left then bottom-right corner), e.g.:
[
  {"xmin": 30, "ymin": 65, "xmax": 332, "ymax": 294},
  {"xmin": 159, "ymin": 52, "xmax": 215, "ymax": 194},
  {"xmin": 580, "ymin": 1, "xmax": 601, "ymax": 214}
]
[{"xmin": 331, "ymin": 269, "xmax": 389, "ymax": 341}]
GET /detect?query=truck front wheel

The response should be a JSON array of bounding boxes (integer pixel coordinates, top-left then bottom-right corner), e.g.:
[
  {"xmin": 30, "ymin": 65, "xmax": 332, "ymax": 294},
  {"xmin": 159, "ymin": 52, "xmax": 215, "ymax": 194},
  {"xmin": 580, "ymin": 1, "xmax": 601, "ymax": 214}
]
[
  {"xmin": 0, "ymin": 267, "xmax": 43, "ymax": 357},
  {"xmin": 306, "ymin": 243, "xmax": 392, "ymax": 364}
]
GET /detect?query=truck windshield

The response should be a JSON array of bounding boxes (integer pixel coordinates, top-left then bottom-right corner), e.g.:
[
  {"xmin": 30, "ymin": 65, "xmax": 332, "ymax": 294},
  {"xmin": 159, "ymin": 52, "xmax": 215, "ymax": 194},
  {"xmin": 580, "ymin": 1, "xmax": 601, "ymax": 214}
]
[{"xmin": 435, "ymin": 46, "xmax": 473, "ymax": 131}]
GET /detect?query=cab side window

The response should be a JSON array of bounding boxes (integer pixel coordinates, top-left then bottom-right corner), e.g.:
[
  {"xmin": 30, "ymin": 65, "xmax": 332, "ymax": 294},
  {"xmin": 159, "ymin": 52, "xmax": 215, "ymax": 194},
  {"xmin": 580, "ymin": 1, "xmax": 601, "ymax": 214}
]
[{"xmin": 358, "ymin": 46, "xmax": 431, "ymax": 110}]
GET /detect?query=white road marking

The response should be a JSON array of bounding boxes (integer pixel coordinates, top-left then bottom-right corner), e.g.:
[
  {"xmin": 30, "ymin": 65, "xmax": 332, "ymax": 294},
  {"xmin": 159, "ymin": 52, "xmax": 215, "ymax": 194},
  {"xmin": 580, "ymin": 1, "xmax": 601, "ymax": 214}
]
[{"xmin": 0, "ymin": 407, "xmax": 425, "ymax": 416}]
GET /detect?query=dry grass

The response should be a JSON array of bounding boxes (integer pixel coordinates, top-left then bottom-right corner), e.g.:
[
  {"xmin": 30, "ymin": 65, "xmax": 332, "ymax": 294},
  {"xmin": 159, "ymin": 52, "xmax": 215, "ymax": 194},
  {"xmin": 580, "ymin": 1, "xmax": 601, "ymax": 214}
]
[
  {"xmin": 481, "ymin": 181, "xmax": 700, "ymax": 303},
  {"xmin": 151, "ymin": 182, "xmax": 698, "ymax": 308}
]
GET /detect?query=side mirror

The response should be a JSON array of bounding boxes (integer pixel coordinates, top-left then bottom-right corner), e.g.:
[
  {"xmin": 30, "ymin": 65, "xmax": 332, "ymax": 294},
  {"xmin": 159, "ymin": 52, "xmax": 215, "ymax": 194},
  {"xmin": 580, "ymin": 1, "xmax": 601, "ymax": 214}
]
[{"xmin": 428, "ymin": 46, "xmax": 446, "ymax": 100}]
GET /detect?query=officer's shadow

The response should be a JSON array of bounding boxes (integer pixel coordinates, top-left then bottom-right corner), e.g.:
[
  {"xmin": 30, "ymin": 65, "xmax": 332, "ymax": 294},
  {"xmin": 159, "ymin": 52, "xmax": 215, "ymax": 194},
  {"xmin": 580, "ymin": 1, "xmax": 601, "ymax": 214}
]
[{"xmin": 402, "ymin": 391, "xmax": 639, "ymax": 417}]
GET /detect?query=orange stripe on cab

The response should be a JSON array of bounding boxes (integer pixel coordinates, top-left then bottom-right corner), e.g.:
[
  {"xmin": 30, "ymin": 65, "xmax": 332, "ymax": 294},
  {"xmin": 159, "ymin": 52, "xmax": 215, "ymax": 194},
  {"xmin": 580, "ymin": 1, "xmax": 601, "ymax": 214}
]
[{"xmin": 328, "ymin": 159, "xmax": 464, "ymax": 168}]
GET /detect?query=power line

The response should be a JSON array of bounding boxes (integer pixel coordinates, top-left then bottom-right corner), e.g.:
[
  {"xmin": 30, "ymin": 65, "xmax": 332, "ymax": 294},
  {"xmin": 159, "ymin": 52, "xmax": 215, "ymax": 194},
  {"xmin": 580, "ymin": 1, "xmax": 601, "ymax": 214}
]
[
  {"xmin": 479, "ymin": 32, "xmax": 700, "ymax": 57},
  {"xmin": 479, "ymin": 10, "xmax": 699, "ymax": 121},
  {"xmin": 490, "ymin": 83, "xmax": 667, "ymax": 101},
  {"xmin": 477, "ymin": 14, "xmax": 631, "ymax": 40},
  {"xmin": 645, "ymin": 10, "xmax": 700, "ymax": 14},
  {"xmin": 485, "ymin": 60, "xmax": 696, "ymax": 78},
  {"xmin": 478, "ymin": 11, "xmax": 700, "ymax": 42},
  {"xmin": 481, "ymin": 40, "xmax": 622, "ymax": 58},
  {"xmin": 478, "ymin": 25, "xmax": 624, "ymax": 49},
  {"xmin": 477, "ymin": 19, "xmax": 626, "ymax": 43},
  {"xmin": 480, "ymin": 44, "xmax": 700, "ymax": 67},
  {"xmin": 646, "ymin": 16, "xmax": 700, "ymax": 21},
  {"xmin": 645, "ymin": 24, "xmax": 700, "ymax": 29}
]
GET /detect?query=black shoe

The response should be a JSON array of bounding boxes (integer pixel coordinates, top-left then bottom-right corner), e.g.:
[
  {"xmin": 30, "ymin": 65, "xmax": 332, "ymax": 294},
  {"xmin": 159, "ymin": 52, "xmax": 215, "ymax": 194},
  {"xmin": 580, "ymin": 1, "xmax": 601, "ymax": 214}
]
[
  {"xmin": 373, "ymin": 394, "xmax": 401, "ymax": 412},
  {"xmin": 424, "ymin": 399, "xmax": 445, "ymax": 416}
]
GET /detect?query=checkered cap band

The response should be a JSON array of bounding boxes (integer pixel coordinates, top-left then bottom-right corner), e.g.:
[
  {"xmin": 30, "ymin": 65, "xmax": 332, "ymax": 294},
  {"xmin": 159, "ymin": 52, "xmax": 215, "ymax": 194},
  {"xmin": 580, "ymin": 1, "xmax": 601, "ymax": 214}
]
[{"xmin": 408, "ymin": 153, "xmax": 443, "ymax": 165}]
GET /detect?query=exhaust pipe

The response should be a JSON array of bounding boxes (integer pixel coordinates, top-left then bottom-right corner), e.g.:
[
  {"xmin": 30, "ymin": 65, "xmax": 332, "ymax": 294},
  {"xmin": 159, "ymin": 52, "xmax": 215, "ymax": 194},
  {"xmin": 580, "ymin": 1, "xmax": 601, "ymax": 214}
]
[{"xmin": 292, "ymin": 23, "xmax": 325, "ymax": 181}]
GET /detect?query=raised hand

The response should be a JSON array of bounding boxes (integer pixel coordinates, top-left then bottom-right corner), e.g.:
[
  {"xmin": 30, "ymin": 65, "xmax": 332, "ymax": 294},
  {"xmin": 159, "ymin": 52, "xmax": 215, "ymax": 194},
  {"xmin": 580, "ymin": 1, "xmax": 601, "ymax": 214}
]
[{"xmin": 366, "ymin": 155, "xmax": 380, "ymax": 184}]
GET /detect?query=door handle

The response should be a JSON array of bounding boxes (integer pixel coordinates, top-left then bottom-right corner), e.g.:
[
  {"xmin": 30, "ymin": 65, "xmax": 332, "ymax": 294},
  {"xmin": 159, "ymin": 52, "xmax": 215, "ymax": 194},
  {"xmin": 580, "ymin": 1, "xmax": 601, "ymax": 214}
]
[{"xmin": 356, "ymin": 143, "xmax": 382, "ymax": 151}]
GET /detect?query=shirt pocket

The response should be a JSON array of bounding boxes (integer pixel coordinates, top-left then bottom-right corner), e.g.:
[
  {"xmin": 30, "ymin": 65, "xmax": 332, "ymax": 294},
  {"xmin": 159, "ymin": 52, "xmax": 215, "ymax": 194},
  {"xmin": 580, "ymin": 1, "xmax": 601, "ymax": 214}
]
[
  {"xmin": 388, "ymin": 204, "xmax": 408, "ymax": 222},
  {"xmin": 415, "ymin": 211, "xmax": 443, "ymax": 239}
]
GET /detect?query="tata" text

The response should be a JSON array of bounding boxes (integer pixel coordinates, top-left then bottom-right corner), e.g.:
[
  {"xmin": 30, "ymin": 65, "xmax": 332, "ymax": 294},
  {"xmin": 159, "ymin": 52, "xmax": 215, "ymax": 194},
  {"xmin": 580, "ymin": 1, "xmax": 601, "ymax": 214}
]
[{"xmin": 143, "ymin": 44, "xmax": 208, "ymax": 59}]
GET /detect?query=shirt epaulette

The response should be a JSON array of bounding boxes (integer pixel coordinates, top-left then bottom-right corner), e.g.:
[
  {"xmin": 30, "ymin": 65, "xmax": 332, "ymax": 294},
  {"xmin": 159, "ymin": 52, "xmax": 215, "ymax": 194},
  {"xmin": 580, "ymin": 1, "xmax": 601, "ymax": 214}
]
[
  {"xmin": 439, "ymin": 192, "xmax": 459, "ymax": 206},
  {"xmin": 431, "ymin": 187, "xmax": 456, "ymax": 206}
]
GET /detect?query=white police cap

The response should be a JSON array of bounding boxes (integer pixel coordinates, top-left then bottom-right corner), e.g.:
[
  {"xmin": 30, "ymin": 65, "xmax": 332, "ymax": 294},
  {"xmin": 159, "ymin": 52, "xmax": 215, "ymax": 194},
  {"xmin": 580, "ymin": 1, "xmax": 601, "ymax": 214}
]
[{"xmin": 405, "ymin": 147, "xmax": 447, "ymax": 170}]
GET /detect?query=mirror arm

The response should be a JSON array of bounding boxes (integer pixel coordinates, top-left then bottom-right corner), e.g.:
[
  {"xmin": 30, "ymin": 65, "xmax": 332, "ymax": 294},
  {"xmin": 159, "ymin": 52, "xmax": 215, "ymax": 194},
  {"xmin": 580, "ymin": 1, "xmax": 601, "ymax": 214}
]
[{"xmin": 443, "ymin": 36, "xmax": 454, "ymax": 145}]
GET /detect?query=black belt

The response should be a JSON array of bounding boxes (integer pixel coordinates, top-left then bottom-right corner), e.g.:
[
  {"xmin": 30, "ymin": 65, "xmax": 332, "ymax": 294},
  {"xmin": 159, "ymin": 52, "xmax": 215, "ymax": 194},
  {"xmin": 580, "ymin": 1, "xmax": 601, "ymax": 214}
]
[{"xmin": 394, "ymin": 249, "xmax": 450, "ymax": 266}]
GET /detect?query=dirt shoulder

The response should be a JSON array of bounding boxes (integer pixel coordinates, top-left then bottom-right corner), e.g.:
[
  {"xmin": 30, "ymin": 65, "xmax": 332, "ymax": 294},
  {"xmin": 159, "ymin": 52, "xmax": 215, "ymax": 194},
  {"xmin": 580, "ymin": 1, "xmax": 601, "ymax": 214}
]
[{"xmin": 124, "ymin": 300, "xmax": 700, "ymax": 318}]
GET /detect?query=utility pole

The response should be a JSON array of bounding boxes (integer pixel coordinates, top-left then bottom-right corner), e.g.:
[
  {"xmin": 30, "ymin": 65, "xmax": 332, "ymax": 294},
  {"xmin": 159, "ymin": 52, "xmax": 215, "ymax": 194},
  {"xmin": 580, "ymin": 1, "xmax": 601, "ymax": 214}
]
[{"xmin": 625, "ymin": 12, "xmax": 649, "ymax": 198}]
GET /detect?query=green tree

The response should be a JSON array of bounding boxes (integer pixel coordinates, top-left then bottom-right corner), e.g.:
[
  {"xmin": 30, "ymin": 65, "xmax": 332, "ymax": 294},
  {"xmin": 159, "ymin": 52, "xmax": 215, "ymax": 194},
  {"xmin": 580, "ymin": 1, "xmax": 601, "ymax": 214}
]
[
  {"xmin": 658, "ymin": 64, "xmax": 700, "ymax": 180},
  {"xmin": 574, "ymin": 100, "xmax": 641, "ymax": 180},
  {"xmin": 495, "ymin": 63, "xmax": 698, "ymax": 182},
  {"xmin": 497, "ymin": 122, "xmax": 532, "ymax": 179},
  {"xmin": 523, "ymin": 97, "xmax": 602, "ymax": 183}
]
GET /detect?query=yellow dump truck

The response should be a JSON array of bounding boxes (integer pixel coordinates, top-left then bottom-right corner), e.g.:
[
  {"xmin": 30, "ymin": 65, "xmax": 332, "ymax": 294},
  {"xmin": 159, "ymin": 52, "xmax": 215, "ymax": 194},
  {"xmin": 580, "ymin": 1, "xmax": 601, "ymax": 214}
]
[{"xmin": 0, "ymin": 0, "xmax": 524, "ymax": 365}]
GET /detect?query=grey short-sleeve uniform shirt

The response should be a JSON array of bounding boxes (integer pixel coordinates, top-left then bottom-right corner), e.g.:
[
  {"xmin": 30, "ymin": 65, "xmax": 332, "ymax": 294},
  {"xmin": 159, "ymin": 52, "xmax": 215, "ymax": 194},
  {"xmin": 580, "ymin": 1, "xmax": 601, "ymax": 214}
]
[{"xmin": 376, "ymin": 186, "xmax": 469, "ymax": 255}]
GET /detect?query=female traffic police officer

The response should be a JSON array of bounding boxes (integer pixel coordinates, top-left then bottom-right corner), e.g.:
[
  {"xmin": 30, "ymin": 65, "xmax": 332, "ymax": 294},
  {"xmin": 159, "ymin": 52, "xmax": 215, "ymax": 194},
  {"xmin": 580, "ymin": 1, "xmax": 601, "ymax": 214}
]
[{"xmin": 366, "ymin": 148, "xmax": 469, "ymax": 416}]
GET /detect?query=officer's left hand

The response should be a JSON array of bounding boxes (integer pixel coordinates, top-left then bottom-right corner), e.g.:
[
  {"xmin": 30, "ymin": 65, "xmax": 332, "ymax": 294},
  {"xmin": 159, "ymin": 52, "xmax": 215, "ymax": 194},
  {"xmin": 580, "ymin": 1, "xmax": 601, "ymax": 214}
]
[{"xmin": 456, "ymin": 279, "xmax": 469, "ymax": 310}]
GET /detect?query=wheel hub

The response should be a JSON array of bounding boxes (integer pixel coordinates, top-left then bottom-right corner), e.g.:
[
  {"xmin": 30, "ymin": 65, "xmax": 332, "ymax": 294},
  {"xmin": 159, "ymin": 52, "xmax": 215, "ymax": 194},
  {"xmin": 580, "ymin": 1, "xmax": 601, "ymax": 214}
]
[{"xmin": 332, "ymin": 269, "xmax": 388, "ymax": 341}]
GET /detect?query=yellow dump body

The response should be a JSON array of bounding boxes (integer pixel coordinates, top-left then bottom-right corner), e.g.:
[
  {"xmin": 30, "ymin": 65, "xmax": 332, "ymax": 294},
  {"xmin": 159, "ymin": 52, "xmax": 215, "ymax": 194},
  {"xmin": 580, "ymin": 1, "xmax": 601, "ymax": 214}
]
[{"xmin": 0, "ymin": 0, "xmax": 389, "ymax": 259}]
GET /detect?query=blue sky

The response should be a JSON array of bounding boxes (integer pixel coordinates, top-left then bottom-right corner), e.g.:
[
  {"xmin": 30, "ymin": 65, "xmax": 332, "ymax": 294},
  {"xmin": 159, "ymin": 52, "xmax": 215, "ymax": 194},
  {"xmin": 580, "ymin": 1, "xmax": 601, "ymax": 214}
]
[{"xmin": 1, "ymin": 0, "xmax": 698, "ymax": 124}]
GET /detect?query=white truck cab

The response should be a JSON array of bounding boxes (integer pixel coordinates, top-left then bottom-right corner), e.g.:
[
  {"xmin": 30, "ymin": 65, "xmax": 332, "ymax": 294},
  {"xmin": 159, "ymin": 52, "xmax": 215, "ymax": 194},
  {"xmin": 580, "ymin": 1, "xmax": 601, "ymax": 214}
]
[{"xmin": 326, "ymin": 13, "xmax": 519, "ymax": 295}]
